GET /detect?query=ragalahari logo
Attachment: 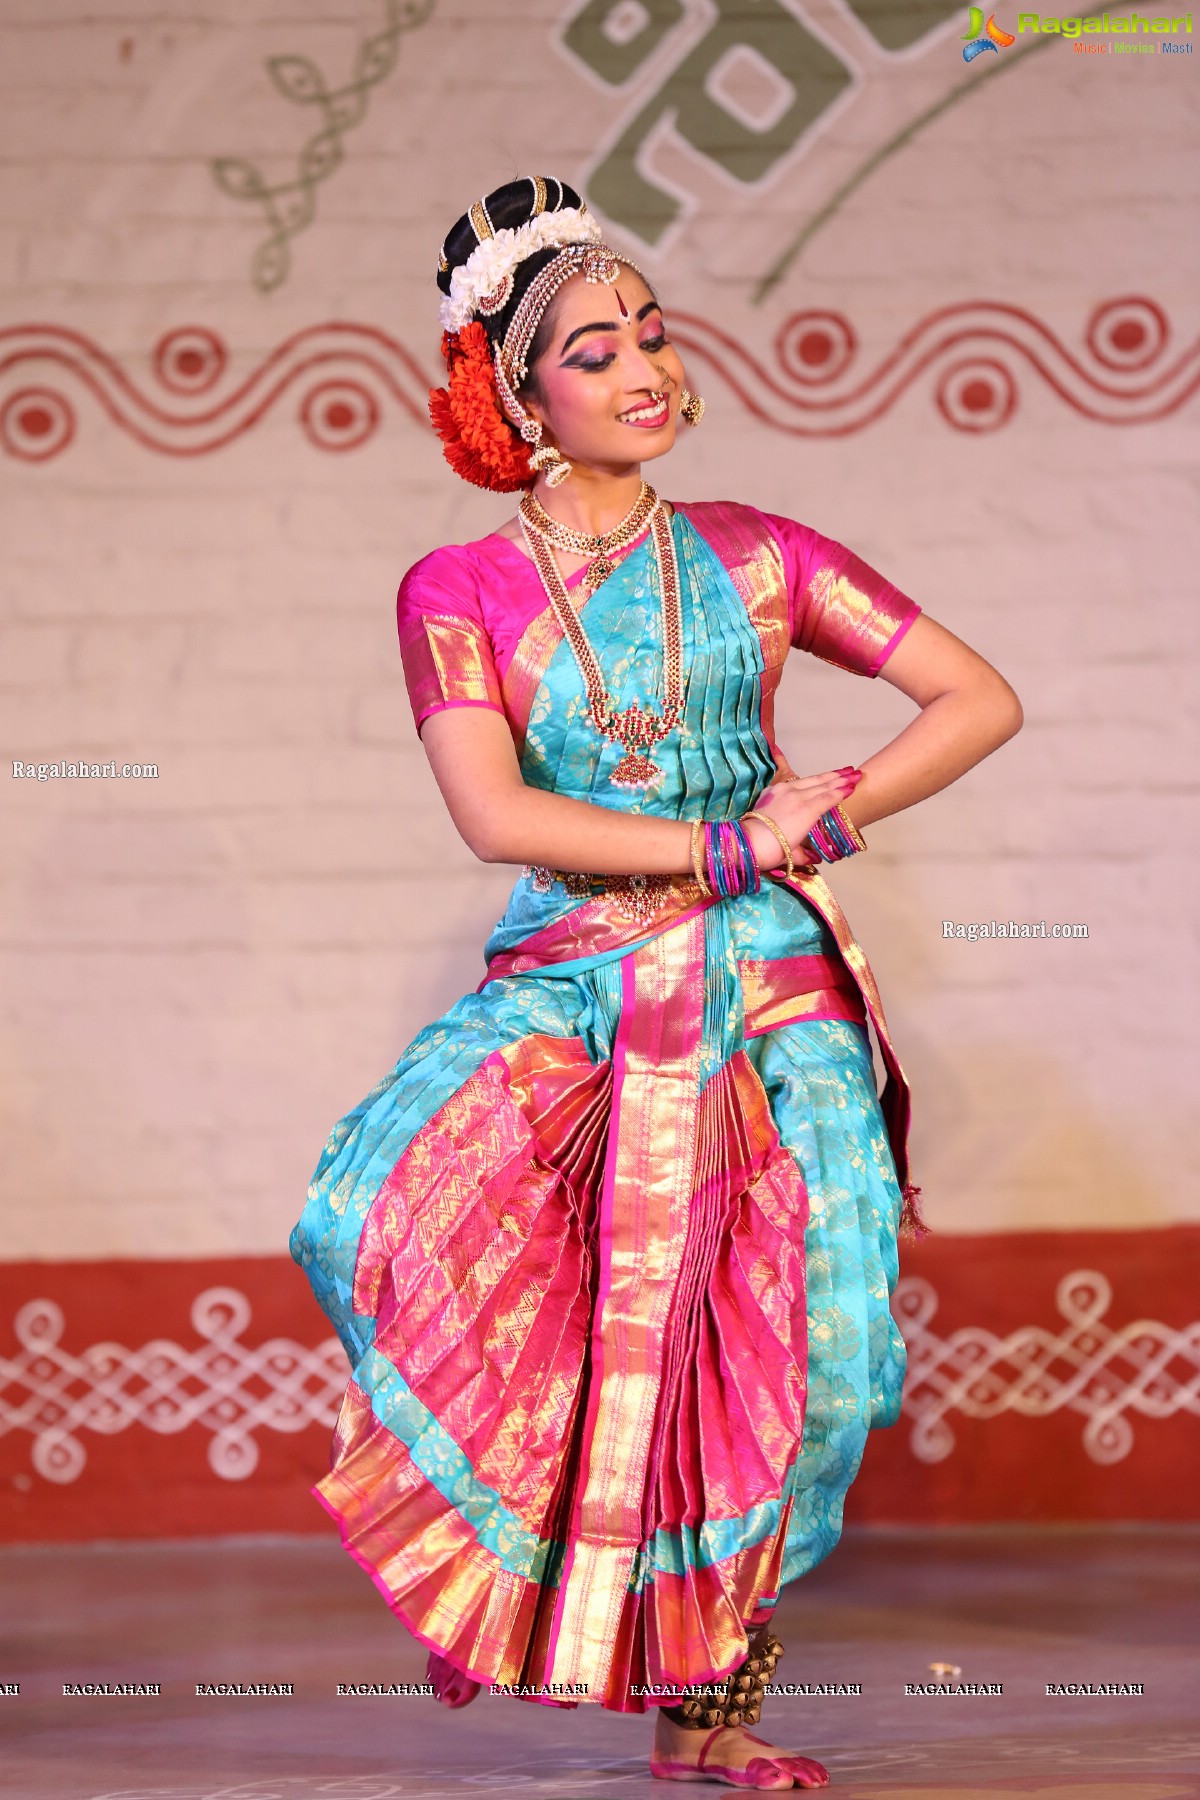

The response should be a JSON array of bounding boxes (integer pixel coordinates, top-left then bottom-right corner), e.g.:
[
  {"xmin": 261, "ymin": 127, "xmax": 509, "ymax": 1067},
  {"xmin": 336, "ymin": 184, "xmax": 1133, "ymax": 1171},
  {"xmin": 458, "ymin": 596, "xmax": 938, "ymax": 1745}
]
[{"xmin": 962, "ymin": 8, "xmax": 1017, "ymax": 57}]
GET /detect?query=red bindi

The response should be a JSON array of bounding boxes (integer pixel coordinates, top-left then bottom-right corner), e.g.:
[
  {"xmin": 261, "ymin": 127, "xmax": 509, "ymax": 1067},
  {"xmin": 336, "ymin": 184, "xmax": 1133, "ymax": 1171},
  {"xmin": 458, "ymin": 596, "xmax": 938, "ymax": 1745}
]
[{"xmin": 616, "ymin": 288, "xmax": 629, "ymax": 320}]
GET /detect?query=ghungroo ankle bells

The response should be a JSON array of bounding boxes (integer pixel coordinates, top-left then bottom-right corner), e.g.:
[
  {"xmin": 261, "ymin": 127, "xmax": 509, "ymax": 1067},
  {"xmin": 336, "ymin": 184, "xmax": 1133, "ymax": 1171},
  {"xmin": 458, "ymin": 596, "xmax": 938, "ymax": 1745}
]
[{"xmin": 662, "ymin": 1628, "xmax": 784, "ymax": 1730}]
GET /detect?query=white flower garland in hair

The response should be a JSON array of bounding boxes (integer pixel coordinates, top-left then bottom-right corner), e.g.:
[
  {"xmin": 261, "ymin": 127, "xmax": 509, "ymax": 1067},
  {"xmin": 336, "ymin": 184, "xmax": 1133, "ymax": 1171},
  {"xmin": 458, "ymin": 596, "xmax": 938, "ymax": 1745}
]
[{"xmin": 439, "ymin": 206, "xmax": 604, "ymax": 333}]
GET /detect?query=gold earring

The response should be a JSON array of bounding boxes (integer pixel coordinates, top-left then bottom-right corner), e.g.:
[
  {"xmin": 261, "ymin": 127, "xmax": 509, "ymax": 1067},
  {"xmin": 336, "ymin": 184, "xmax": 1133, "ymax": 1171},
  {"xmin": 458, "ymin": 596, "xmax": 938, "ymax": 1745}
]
[
  {"xmin": 528, "ymin": 440, "xmax": 573, "ymax": 487},
  {"xmin": 521, "ymin": 414, "xmax": 573, "ymax": 487},
  {"xmin": 680, "ymin": 388, "xmax": 705, "ymax": 427}
]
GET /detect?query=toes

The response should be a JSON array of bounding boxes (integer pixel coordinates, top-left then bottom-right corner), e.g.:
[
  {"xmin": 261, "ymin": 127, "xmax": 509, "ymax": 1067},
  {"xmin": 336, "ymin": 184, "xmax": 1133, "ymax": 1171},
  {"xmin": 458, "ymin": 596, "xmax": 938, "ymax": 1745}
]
[
  {"xmin": 426, "ymin": 1651, "xmax": 480, "ymax": 1708},
  {"xmin": 743, "ymin": 1759, "xmax": 795, "ymax": 1789},
  {"xmin": 775, "ymin": 1757, "xmax": 829, "ymax": 1789}
]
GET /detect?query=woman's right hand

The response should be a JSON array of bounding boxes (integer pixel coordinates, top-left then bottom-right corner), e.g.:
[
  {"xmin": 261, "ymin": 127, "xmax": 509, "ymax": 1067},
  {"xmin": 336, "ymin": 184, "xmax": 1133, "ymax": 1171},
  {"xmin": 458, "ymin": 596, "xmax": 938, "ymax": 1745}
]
[{"xmin": 741, "ymin": 768, "xmax": 863, "ymax": 871}]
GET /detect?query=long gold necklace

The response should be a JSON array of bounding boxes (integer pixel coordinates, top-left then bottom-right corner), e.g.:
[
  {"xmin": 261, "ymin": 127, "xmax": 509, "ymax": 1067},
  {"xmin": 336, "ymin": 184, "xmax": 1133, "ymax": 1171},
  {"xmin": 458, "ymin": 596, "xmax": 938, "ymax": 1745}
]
[
  {"xmin": 520, "ymin": 481, "xmax": 659, "ymax": 595},
  {"xmin": 518, "ymin": 502, "xmax": 685, "ymax": 791}
]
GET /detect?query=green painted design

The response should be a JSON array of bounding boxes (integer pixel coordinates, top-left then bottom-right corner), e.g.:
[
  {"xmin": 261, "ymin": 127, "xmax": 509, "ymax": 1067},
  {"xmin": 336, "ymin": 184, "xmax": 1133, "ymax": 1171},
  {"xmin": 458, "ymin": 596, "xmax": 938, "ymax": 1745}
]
[
  {"xmin": 848, "ymin": 0, "xmax": 963, "ymax": 54},
  {"xmin": 751, "ymin": 15, "xmax": 1100, "ymax": 305},
  {"xmin": 563, "ymin": 0, "xmax": 685, "ymax": 86},
  {"xmin": 583, "ymin": 0, "xmax": 849, "ymax": 247},
  {"xmin": 212, "ymin": 0, "xmax": 435, "ymax": 294}
]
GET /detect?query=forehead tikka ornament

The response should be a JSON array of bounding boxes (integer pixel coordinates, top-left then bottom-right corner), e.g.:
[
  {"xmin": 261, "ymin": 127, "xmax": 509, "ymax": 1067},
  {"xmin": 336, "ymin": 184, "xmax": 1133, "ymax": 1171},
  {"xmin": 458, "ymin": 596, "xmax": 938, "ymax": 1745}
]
[{"xmin": 492, "ymin": 240, "xmax": 644, "ymax": 429}]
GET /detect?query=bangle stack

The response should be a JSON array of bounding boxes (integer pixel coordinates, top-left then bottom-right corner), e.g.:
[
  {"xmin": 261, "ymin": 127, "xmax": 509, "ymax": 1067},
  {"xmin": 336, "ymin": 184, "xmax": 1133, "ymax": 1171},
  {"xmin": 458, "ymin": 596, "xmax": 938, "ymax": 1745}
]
[
  {"xmin": 688, "ymin": 817, "xmax": 766, "ymax": 898},
  {"xmin": 689, "ymin": 802, "xmax": 866, "ymax": 897},
  {"xmin": 806, "ymin": 803, "xmax": 868, "ymax": 863}
]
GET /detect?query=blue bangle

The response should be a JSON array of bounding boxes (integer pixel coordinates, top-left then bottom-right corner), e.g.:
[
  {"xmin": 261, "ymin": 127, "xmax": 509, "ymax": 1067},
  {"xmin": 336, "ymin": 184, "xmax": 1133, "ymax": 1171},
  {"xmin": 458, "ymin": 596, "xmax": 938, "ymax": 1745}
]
[
  {"xmin": 820, "ymin": 807, "xmax": 857, "ymax": 859},
  {"xmin": 809, "ymin": 806, "xmax": 863, "ymax": 863},
  {"xmin": 718, "ymin": 820, "xmax": 738, "ymax": 896},
  {"xmin": 707, "ymin": 821, "xmax": 730, "ymax": 897},
  {"xmin": 718, "ymin": 820, "xmax": 742, "ymax": 896},
  {"xmin": 724, "ymin": 820, "xmax": 745, "ymax": 896}
]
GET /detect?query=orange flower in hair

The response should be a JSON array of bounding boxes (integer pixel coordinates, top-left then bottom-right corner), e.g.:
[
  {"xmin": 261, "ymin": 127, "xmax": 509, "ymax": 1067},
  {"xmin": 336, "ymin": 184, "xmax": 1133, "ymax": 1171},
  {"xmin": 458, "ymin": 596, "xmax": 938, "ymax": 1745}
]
[{"xmin": 428, "ymin": 321, "xmax": 533, "ymax": 492}]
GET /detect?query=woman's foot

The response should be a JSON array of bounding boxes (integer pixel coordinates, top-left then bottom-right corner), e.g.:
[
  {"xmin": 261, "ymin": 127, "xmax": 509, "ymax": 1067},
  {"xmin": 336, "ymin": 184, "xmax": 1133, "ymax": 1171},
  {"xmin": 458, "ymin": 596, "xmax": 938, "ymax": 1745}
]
[
  {"xmin": 426, "ymin": 1649, "xmax": 481, "ymax": 1707},
  {"xmin": 650, "ymin": 1708, "xmax": 829, "ymax": 1788}
]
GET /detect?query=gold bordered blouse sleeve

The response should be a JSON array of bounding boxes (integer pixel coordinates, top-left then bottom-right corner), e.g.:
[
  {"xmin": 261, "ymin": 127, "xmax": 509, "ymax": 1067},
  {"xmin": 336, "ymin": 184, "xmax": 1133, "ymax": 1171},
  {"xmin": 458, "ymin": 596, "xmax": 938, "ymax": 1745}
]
[
  {"xmin": 765, "ymin": 514, "xmax": 922, "ymax": 678},
  {"xmin": 396, "ymin": 547, "xmax": 506, "ymax": 736}
]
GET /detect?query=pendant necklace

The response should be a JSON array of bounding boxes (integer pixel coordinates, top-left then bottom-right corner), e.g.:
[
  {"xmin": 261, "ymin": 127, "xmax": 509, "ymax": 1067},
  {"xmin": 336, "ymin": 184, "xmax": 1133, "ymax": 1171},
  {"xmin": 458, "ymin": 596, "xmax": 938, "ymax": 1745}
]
[
  {"xmin": 518, "ymin": 492, "xmax": 685, "ymax": 791},
  {"xmin": 520, "ymin": 479, "xmax": 659, "ymax": 595}
]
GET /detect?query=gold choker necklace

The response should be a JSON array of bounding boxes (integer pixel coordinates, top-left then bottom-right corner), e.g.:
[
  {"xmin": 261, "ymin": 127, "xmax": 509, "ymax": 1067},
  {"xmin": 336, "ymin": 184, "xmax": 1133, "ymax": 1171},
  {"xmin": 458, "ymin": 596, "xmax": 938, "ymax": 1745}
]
[
  {"xmin": 519, "ymin": 481, "xmax": 660, "ymax": 594},
  {"xmin": 518, "ymin": 502, "xmax": 685, "ymax": 790}
]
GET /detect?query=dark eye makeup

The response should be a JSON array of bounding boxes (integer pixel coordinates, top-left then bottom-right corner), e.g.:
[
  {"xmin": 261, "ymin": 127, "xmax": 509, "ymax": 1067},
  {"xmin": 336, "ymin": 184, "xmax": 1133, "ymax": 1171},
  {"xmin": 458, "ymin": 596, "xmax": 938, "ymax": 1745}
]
[{"xmin": 565, "ymin": 330, "xmax": 669, "ymax": 373}]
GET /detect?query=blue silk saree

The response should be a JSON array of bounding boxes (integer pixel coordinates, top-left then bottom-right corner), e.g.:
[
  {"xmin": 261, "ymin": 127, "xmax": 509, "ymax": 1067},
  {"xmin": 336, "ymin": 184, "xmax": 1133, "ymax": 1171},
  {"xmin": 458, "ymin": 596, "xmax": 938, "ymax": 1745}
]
[{"xmin": 290, "ymin": 498, "xmax": 924, "ymax": 1712}]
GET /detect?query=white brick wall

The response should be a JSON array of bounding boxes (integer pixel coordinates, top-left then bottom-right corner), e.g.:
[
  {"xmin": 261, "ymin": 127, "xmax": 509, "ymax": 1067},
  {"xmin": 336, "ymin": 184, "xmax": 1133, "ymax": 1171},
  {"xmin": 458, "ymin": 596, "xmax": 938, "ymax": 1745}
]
[{"xmin": 1, "ymin": 2, "xmax": 1196, "ymax": 1255}]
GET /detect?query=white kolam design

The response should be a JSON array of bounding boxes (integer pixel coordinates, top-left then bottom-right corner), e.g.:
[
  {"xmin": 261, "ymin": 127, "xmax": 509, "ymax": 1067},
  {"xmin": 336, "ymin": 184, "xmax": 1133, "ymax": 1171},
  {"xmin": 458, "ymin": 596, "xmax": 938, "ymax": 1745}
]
[
  {"xmin": 2, "ymin": 1272, "xmax": 1197, "ymax": 1483},
  {"xmin": 0, "ymin": 1286, "xmax": 344, "ymax": 1483},
  {"xmin": 893, "ymin": 1269, "xmax": 1200, "ymax": 1465}
]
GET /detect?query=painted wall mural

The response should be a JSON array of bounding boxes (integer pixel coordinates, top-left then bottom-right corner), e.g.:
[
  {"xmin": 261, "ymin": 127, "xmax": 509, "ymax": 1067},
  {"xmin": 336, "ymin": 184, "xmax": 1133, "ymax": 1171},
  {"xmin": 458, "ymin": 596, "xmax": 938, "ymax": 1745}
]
[
  {"xmin": 193, "ymin": 0, "xmax": 1116, "ymax": 303},
  {"xmin": 558, "ymin": 0, "xmax": 1068, "ymax": 291},
  {"xmin": 210, "ymin": 0, "xmax": 436, "ymax": 293},
  {"xmin": 1, "ymin": 297, "xmax": 1194, "ymax": 464}
]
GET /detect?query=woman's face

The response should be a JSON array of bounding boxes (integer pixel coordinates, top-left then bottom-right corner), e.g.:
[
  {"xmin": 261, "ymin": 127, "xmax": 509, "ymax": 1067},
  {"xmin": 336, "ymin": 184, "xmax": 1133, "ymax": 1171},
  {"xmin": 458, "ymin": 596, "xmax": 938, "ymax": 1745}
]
[{"xmin": 520, "ymin": 265, "xmax": 688, "ymax": 474}]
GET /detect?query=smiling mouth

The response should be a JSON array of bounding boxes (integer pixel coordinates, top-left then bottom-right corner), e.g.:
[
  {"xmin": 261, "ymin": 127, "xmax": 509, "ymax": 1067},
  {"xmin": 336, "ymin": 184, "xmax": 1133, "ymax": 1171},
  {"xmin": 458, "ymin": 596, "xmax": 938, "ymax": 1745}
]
[{"xmin": 617, "ymin": 395, "xmax": 671, "ymax": 428}]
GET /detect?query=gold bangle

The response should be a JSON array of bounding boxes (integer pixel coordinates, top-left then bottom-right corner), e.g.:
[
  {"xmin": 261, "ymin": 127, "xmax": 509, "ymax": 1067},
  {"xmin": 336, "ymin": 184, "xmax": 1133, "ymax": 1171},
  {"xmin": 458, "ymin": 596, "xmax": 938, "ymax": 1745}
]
[
  {"xmin": 690, "ymin": 818, "xmax": 711, "ymax": 894},
  {"xmin": 742, "ymin": 809, "xmax": 794, "ymax": 882},
  {"xmin": 830, "ymin": 803, "xmax": 868, "ymax": 854}
]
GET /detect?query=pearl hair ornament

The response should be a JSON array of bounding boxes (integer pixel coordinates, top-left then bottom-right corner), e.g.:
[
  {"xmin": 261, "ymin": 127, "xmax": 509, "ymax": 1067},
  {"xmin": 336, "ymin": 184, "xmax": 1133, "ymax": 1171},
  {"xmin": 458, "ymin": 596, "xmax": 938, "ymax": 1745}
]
[{"xmin": 438, "ymin": 205, "xmax": 605, "ymax": 334}]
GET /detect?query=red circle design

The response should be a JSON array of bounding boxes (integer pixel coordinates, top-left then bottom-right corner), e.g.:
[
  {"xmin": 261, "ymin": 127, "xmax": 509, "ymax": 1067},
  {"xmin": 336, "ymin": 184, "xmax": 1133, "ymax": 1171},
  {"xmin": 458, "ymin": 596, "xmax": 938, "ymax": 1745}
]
[
  {"xmin": 935, "ymin": 358, "xmax": 1016, "ymax": 433},
  {"xmin": 1085, "ymin": 297, "xmax": 1167, "ymax": 373},
  {"xmin": 0, "ymin": 386, "xmax": 76, "ymax": 461},
  {"xmin": 299, "ymin": 379, "xmax": 380, "ymax": 451},
  {"xmin": 775, "ymin": 311, "xmax": 857, "ymax": 385},
  {"xmin": 960, "ymin": 380, "xmax": 994, "ymax": 413},
  {"xmin": 153, "ymin": 327, "xmax": 228, "ymax": 395}
]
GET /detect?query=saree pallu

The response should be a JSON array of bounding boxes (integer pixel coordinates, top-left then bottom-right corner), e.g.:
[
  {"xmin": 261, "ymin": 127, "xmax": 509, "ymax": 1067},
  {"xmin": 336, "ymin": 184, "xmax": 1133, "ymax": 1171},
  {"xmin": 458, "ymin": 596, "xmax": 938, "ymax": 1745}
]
[{"xmin": 290, "ymin": 502, "xmax": 923, "ymax": 1712}]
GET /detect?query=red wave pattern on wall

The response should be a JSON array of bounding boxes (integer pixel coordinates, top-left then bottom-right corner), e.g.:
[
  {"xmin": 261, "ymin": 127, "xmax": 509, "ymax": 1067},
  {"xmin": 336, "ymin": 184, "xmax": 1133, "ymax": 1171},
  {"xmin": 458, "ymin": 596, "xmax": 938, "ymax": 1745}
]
[
  {"xmin": 0, "ymin": 323, "xmax": 429, "ymax": 460},
  {"xmin": 1, "ymin": 298, "xmax": 1196, "ymax": 460}
]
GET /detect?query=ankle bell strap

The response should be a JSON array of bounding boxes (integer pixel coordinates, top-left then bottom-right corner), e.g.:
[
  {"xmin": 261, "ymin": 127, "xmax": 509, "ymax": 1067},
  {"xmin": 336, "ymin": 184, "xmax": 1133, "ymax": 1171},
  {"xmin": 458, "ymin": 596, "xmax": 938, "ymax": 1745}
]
[{"xmin": 661, "ymin": 1629, "xmax": 784, "ymax": 1730}]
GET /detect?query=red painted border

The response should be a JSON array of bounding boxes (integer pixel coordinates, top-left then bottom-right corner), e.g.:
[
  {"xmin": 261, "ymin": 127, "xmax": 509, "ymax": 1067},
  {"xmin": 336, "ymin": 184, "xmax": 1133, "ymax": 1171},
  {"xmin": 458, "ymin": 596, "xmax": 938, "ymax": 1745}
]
[
  {"xmin": 849, "ymin": 1224, "xmax": 1200, "ymax": 1528},
  {"xmin": 1, "ymin": 1229, "xmax": 1197, "ymax": 1543},
  {"xmin": 1, "ymin": 295, "xmax": 1196, "ymax": 461}
]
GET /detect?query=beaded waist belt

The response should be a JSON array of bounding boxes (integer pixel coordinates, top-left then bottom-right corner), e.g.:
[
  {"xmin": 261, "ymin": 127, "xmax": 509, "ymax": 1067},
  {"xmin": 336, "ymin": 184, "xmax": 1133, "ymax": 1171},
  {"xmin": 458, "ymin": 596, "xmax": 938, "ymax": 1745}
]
[
  {"xmin": 525, "ymin": 862, "xmax": 693, "ymax": 924},
  {"xmin": 519, "ymin": 865, "xmax": 865, "ymax": 1038}
]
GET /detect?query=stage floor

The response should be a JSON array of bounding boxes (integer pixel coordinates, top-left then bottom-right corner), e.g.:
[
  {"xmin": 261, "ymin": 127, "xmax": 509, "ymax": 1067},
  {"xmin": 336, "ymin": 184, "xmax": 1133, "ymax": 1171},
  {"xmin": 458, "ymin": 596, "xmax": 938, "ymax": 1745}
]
[{"xmin": 3, "ymin": 1525, "xmax": 1197, "ymax": 1799}]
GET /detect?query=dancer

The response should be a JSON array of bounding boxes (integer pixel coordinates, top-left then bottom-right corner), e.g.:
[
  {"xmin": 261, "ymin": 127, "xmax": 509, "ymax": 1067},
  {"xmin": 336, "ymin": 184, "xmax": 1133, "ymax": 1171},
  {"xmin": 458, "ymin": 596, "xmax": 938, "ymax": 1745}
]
[{"xmin": 290, "ymin": 176, "xmax": 1021, "ymax": 1789}]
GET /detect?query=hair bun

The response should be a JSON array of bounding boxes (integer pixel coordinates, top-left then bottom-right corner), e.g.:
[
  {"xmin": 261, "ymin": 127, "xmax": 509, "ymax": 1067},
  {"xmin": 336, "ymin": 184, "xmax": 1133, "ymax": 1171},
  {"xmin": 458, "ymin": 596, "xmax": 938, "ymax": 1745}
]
[{"xmin": 436, "ymin": 177, "xmax": 584, "ymax": 294}]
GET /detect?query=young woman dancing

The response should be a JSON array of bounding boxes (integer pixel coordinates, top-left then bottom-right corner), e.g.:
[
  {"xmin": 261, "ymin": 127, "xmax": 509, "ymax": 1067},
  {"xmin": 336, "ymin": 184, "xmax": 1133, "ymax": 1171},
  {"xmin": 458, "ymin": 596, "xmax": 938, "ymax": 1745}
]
[{"xmin": 291, "ymin": 176, "xmax": 1022, "ymax": 1790}]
